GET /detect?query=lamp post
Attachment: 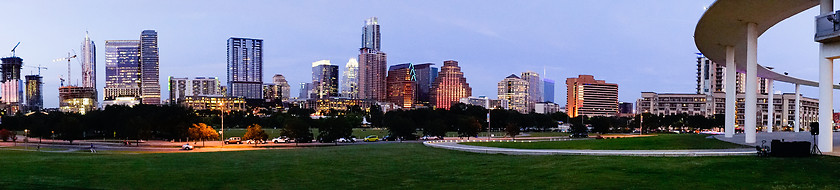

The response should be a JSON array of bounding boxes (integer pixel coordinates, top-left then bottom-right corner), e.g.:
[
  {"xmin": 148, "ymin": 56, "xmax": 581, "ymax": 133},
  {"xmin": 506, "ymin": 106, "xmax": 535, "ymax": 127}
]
[
  {"xmin": 23, "ymin": 129, "xmax": 28, "ymax": 149},
  {"xmin": 220, "ymin": 102, "xmax": 225, "ymax": 147}
]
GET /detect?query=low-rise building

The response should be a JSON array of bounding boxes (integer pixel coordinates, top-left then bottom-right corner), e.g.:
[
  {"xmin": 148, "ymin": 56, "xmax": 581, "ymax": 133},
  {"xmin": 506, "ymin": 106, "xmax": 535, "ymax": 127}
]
[
  {"xmin": 180, "ymin": 95, "xmax": 246, "ymax": 112},
  {"xmin": 535, "ymin": 102, "xmax": 561, "ymax": 114}
]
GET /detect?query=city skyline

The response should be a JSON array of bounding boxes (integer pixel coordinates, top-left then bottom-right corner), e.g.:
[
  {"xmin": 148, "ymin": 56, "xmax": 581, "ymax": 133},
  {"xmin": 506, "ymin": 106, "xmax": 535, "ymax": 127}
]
[{"xmin": 5, "ymin": 0, "xmax": 835, "ymax": 109}]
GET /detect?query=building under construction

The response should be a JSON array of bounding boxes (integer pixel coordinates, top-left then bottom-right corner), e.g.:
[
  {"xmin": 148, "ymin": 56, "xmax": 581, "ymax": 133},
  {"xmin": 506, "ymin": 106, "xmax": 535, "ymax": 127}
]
[
  {"xmin": 59, "ymin": 86, "xmax": 96, "ymax": 114},
  {"xmin": 1, "ymin": 56, "xmax": 23, "ymax": 114}
]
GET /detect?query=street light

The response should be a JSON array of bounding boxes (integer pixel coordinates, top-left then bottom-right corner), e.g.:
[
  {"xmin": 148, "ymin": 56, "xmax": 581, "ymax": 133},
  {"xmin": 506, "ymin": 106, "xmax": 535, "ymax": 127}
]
[{"xmin": 220, "ymin": 102, "xmax": 225, "ymax": 147}]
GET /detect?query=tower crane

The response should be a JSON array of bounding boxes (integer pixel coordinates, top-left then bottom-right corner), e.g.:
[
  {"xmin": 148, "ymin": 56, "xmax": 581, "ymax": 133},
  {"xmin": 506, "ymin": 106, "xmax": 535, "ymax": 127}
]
[
  {"xmin": 24, "ymin": 65, "xmax": 47, "ymax": 75},
  {"xmin": 58, "ymin": 75, "xmax": 65, "ymax": 87},
  {"xmin": 10, "ymin": 42, "xmax": 19, "ymax": 57},
  {"xmin": 52, "ymin": 52, "xmax": 76, "ymax": 87}
]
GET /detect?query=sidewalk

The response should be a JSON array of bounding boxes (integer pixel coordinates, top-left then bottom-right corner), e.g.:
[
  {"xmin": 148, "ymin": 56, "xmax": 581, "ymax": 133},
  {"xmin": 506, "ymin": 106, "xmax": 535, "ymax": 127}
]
[{"xmin": 423, "ymin": 140, "xmax": 756, "ymax": 157}]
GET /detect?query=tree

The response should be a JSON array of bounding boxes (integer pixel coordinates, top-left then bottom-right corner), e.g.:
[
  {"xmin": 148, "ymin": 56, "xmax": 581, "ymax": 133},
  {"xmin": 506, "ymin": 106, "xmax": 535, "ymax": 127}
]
[
  {"xmin": 243, "ymin": 124, "xmax": 269, "ymax": 145},
  {"xmin": 316, "ymin": 117, "xmax": 353, "ymax": 144},
  {"xmin": 505, "ymin": 122, "xmax": 520, "ymax": 140},
  {"xmin": 188, "ymin": 123, "xmax": 219, "ymax": 146},
  {"xmin": 383, "ymin": 110, "xmax": 417, "ymax": 140},
  {"xmin": 367, "ymin": 105, "xmax": 384, "ymax": 128},
  {"xmin": 0, "ymin": 129, "xmax": 12, "ymax": 142},
  {"xmin": 456, "ymin": 116, "xmax": 482, "ymax": 139},
  {"xmin": 282, "ymin": 117, "xmax": 313, "ymax": 145}
]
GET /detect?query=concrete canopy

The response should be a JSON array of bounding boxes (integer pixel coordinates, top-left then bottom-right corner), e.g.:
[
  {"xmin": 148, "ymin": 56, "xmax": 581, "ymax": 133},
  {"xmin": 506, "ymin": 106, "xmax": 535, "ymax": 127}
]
[{"xmin": 694, "ymin": 0, "xmax": 840, "ymax": 88}]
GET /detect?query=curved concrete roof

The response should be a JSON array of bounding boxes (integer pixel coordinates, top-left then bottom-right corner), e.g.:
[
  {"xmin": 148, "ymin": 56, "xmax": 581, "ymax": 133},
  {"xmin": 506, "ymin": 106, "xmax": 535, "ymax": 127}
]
[{"xmin": 694, "ymin": 0, "xmax": 840, "ymax": 88}]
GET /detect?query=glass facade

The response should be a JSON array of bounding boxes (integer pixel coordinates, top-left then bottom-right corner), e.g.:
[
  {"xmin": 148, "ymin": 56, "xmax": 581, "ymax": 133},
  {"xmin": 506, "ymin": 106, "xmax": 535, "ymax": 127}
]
[
  {"xmin": 386, "ymin": 63, "xmax": 416, "ymax": 108},
  {"xmin": 25, "ymin": 75, "xmax": 42, "ymax": 111},
  {"xmin": 140, "ymin": 30, "xmax": 160, "ymax": 104},
  {"xmin": 498, "ymin": 74, "xmax": 529, "ymax": 113},
  {"xmin": 341, "ymin": 58, "xmax": 359, "ymax": 99},
  {"xmin": 312, "ymin": 60, "xmax": 339, "ymax": 99},
  {"xmin": 362, "ymin": 17, "xmax": 380, "ymax": 51},
  {"xmin": 227, "ymin": 37, "xmax": 263, "ymax": 99},
  {"xmin": 104, "ymin": 40, "xmax": 141, "ymax": 101},
  {"xmin": 543, "ymin": 78, "xmax": 555, "ymax": 102},
  {"xmin": 412, "ymin": 63, "xmax": 437, "ymax": 106}
]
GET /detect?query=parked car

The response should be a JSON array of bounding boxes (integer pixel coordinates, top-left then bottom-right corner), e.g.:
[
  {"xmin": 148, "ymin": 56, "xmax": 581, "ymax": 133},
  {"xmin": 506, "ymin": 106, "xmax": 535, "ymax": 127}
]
[
  {"xmin": 337, "ymin": 138, "xmax": 355, "ymax": 143},
  {"xmin": 244, "ymin": 139, "xmax": 266, "ymax": 144},
  {"xmin": 272, "ymin": 136, "xmax": 291, "ymax": 143},
  {"xmin": 382, "ymin": 135, "xmax": 397, "ymax": 141},
  {"xmin": 181, "ymin": 144, "xmax": 193, "ymax": 150},
  {"xmin": 569, "ymin": 132, "xmax": 589, "ymax": 138},
  {"xmin": 363, "ymin": 135, "xmax": 379, "ymax": 142},
  {"xmin": 420, "ymin": 136, "xmax": 442, "ymax": 141},
  {"xmin": 224, "ymin": 137, "xmax": 242, "ymax": 144}
]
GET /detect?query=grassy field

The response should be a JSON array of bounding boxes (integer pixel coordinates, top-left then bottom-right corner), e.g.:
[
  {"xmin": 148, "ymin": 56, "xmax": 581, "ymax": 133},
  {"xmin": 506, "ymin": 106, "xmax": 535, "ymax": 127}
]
[
  {"xmin": 220, "ymin": 128, "xmax": 389, "ymax": 139},
  {"xmin": 461, "ymin": 134, "xmax": 748, "ymax": 150},
  {"xmin": 0, "ymin": 143, "xmax": 838, "ymax": 189}
]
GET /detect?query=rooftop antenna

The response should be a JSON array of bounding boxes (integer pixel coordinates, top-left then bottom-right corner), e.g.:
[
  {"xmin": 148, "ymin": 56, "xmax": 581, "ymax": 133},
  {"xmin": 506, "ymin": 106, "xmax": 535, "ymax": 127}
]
[{"xmin": 10, "ymin": 42, "xmax": 20, "ymax": 57}]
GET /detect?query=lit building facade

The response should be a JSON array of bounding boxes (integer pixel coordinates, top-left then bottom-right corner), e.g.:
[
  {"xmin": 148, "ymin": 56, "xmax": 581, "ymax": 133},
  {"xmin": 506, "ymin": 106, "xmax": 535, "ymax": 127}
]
[
  {"xmin": 265, "ymin": 74, "xmax": 290, "ymax": 102},
  {"xmin": 636, "ymin": 92, "xmax": 818, "ymax": 131},
  {"xmin": 341, "ymin": 58, "xmax": 359, "ymax": 99},
  {"xmin": 299, "ymin": 82, "xmax": 312, "ymax": 100},
  {"xmin": 497, "ymin": 74, "xmax": 529, "ymax": 113},
  {"xmin": 104, "ymin": 40, "xmax": 141, "ymax": 105},
  {"xmin": 312, "ymin": 60, "xmax": 339, "ymax": 99},
  {"xmin": 25, "ymin": 75, "xmax": 42, "ymax": 111},
  {"xmin": 566, "ymin": 75, "xmax": 619, "ymax": 117},
  {"xmin": 180, "ymin": 95, "xmax": 245, "ymax": 112},
  {"xmin": 358, "ymin": 17, "xmax": 387, "ymax": 102},
  {"xmin": 140, "ymin": 30, "xmax": 160, "ymax": 105},
  {"xmin": 362, "ymin": 17, "xmax": 380, "ymax": 51},
  {"xmin": 169, "ymin": 76, "xmax": 222, "ymax": 104},
  {"xmin": 521, "ymin": 71, "xmax": 542, "ymax": 105},
  {"xmin": 430, "ymin": 60, "xmax": 471, "ymax": 109},
  {"xmin": 227, "ymin": 37, "xmax": 263, "ymax": 99},
  {"xmin": 413, "ymin": 63, "xmax": 437, "ymax": 106},
  {"xmin": 386, "ymin": 63, "xmax": 416, "ymax": 108},
  {"xmin": 59, "ymin": 86, "xmax": 97, "ymax": 114},
  {"xmin": 696, "ymin": 55, "xmax": 771, "ymax": 95},
  {"xmin": 1, "ymin": 57, "xmax": 23, "ymax": 113},
  {"xmin": 294, "ymin": 97, "xmax": 377, "ymax": 115}
]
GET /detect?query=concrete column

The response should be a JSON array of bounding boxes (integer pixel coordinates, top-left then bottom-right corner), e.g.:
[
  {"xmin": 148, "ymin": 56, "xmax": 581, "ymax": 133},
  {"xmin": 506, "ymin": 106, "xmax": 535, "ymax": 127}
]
[
  {"xmin": 822, "ymin": 0, "xmax": 833, "ymax": 14},
  {"xmin": 794, "ymin": 84, "xmax": 801, "ymax": 132},
  {"xmin": 819, "ymin": 45, "xmax": 834, "ymax": 152},
  {"xmin": 745, "ymin": 22, "xmax": 758, "ymax": 143},
  {"xmin": 725, "ymin": 46, "xmax": 736, "ymax": 138},
  {"xmin": 767, "ymin": 80, "xmax": 774, "ymax": 133}
]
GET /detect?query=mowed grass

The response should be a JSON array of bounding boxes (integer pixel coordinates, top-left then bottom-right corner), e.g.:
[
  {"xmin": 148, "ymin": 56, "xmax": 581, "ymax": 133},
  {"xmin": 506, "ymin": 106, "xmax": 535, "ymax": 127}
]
[
  {"xmin": 0, "ymin": 143, "xmax": 839, "ymax": 189},
  {"xmin": 461, "ymin": 134, "xmax": 748, "ymax": 150}
]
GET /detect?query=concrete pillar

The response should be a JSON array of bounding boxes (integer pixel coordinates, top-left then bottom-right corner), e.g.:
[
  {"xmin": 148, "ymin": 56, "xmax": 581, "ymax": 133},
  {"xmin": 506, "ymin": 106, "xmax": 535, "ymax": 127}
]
[
  {"xmin": 745, "ymin": 22, "xmax": 758, "ymax": 144},
  {"xmin": 819, "ymin": 45, "xmax": 834, "ymax": 152},
  {"xmin": 725, "ymin": 46, "xmax": 736, "ymax": 138},
  {"xmin": 794, "ymin": 84, "xmax": 801, "ymax": 132},
  {"xmin": 818, "ymin": 0, "xmax": 834, "ymax": 152},
  {"xmin": 767, "ymin": 80, "xmax": 774, "ymax": 133}
]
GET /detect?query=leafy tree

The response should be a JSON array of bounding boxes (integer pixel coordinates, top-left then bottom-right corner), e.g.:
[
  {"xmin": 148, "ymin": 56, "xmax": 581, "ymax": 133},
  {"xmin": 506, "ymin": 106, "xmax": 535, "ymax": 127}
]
[
  {"xmin": 316, "ymin": 117, "xmax": 353, "ymax": 144},
  {"xmin": 383, "ymin": 110, "xmax": 417, "ymax": 140},
  {"xmin": 505, "ymin": 122, "xmax": 520, "ymax": 140},
  {"xmin": 456, "ymin": 116, "xmax": 482, "ymax": 139},
  {"xmin": 188, "ymin": 123, "xmax": 219, "ymax": 146},
  {"xmin": 243, "ymin": 124, "xmax": 269, "ymax": 143},
  {"xmin": 282, "ymin": 117, "xmax": 313, "ymax": 145},
  {"xmin": 0, "ymin": 129, "xmax": 12, "ymax": 142},
  {"xmin": 367, "ymin": 105, "xmax": 384, "ymax": 128}
]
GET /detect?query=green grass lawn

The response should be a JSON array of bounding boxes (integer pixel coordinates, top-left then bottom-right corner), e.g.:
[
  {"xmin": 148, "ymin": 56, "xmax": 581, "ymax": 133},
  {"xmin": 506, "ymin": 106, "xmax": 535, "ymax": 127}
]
[
  {"xmin": 461, "ymin": 134, "xmax": 748, "ymax": 150},
  {"xmin": 0, "ymin": 143, "xmax": 838, "ymax": 189}
]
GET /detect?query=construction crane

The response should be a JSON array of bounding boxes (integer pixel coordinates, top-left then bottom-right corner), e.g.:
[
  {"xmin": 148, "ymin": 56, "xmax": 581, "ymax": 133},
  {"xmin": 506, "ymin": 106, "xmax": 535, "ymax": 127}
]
[
  {"xmin": 52, "ymin": 52, "xmax": 76, "ymax": 87},
  {"xmin": 58, "ymin": 75, "xmax": 65, "ymax": 87},
  {"xmin": 24, "ymin": 65, "xmax": 47, "ymax": 75},
  {"xmin": 10, "ymin": 42, "xmax": 19, "ymax": 57}
]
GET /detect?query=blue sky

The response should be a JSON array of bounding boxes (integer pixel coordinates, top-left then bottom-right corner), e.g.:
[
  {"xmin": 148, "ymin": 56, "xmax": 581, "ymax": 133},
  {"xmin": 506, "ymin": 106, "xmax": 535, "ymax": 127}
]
[{"xmin": 1, "ymin": 0, "xmax": 834, "ymax": 109}]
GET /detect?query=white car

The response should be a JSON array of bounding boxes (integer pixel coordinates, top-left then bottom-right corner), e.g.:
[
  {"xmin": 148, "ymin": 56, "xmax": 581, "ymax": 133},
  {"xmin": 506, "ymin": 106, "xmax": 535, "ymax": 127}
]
[
  {"xmin": 420, "ymin": 136, "xmax": 442, "ymax": 141},
  {"xmin": 181, "ymin": 144, "xmax": 193, "ymax": 150},
  {"xmin": 272, "ymin": 137, "xmax": 291, "ymax": 143},
  {"xmin": 336, "ymin": 138, "xmax": 355, "ymax": 143},
  {"xmin": 244, "ymin": 139, "xmax": 266, "ymax": 144}
]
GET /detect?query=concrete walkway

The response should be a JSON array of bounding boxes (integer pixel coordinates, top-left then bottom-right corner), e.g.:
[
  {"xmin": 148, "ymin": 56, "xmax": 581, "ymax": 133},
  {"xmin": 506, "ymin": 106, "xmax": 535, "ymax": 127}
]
[{"xmin": 423, "ymin": 140, "xmax": 756, "ymax": 157}]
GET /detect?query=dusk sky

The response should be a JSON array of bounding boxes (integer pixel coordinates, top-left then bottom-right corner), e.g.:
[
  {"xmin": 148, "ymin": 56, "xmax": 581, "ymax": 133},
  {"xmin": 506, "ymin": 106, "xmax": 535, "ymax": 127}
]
[{"xmin": 2, "ymin": 0, "xmax": 835, "ymax": 108}]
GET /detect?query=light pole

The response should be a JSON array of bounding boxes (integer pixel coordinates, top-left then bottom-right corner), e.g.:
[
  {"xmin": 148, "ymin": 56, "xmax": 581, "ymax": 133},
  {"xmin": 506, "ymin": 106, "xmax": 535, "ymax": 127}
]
[
  {"xmin": 23, "ymin": 129, "xmax": 28, "ymax": 149},
  {"xmin": 639, "ymin": 113, "xmax": 644, "ymax": 135},
  {"xmin": 220, "ymin": 102, "xmax": 225, "ymax": 147}
]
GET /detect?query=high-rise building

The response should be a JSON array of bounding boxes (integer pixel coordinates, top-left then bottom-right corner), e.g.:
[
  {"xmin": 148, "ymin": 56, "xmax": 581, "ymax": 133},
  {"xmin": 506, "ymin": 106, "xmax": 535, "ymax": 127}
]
[
  {"xmin": 1, "ymin": 56, "xmax": 23, "ymax": 113},
  {"xmin": 413, "ymin": 63, "xmax": 437, "ymax": 106},
  {"xmin": 227, "ymin": 37, "xmax": 263, "ymax": 99},
  {"xmin": 266, "ymin": 74, "xmax": 291, "ymax": 102},
  {"xmin": 566, "ymin": 75, "xmax": 618, "ymax": 117},
  {"xmin": 312, "ymin": 60, "xmax": 339, "ymax": 99},
  {"xmin": 430, "ymin": 60, "xmax": 471, "ymax": 109},
  {"xmin": 696, "ymin": 55, "xmax": 772, "ymax": 95},
  {"xmin": 543, "ymin": 78, "xmax": 555, "ymax": 102},
  {"xmin": 386, "ymin": 63, "xmax": 416, "ymax": 108},
  {"xmin": 25, "ymin": 75, "xmax": 42, "ymax": 111},
  {"xmin": 358, "ymin": 17, "xmax": 387, "ymax": 102},
  {"xmin": 497, "ymin": 74, "xmax": 529, "ymax": 113},
  {"xmin": 299, "ymin": 82, "xmax": 312, "ymax": 100},
  {"xmin": 169, "ymin": 76, "xmax": 221, "ymax": 104},
  {"xmin": 81, "ymin": 31, "xmax": 96, "ymax": 91},
  {"xmin": 521, "ymin": 71, "xmax": 542, "ymax": 110},
  {"xmin": 140, "ymin": 30, "xmax": 160, "ymax": 105},
  {"xmin": 341, "ymin": 58, "xmax": 359, "ymax": 99},
  {"xmin": 362, "ymin": 17, "xmax": 380, "ymax": 51},
  {"xmin": 104, "ymin": 40, "xmax": 141, "ymax": 105},
  {"xmin": 618, "ymin": 102, "xmax": 633, "ymax": 114}
]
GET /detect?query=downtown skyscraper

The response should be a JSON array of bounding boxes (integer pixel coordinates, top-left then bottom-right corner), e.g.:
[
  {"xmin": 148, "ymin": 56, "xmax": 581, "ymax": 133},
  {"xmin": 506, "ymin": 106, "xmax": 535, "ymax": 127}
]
[
  {"xmin": 430, "ymin": 60, "xmax": 471, "ymax": 109},
  {"xmin": 104, "ymin": 40, "xmax": 141, "ymax": 104},
  {"xmin": 498, "ymin": 74, "xmax": 529, "ymax": 113},
  {"xmin": 227, "ymin": 37, "xmax": 263, "ymax": 99},
  {"xmin": 413, "ymin": 63, "xmax": 438, "ymax": 106},
  {"xmin": 386, "ymin": 63, "xmax": 416, "ymax": 108},
  {"xmin": 312, "ymin": 60, "xmax": 339, "ymax": 99},
  {"xmin": 358, "ymin": 17, "xmax": 387, "ymax": 101},
  {"xmin": 140, "ymin": 30, "xmax": 160, "ymax": 105},
  {"xmin": 340, "ymin": 58, "xmax": 359, "ymax": 98},
  {"xmin": 81, "ymin": 32, "xmax": 96, "ymax": 92}
]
